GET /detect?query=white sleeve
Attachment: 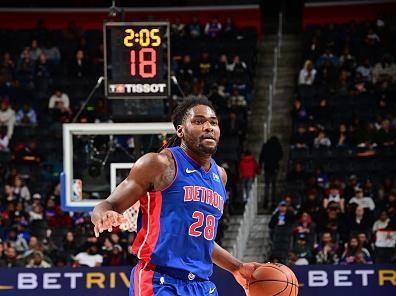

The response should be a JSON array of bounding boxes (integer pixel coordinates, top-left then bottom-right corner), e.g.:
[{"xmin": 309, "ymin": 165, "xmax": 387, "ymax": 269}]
[
  {"xmin": 63, "ymin": 94, "xmax": 70, "ymax": 109},
  {"xmin": 298, "ymin": 69, "xmax": 305, "ymax": 85},
  {"xmin": 48, "ymin": 96, "xmax": 55, "ymax": 109}
]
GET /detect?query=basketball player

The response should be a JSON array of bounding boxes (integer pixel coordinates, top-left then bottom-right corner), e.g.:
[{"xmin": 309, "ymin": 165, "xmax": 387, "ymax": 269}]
[{"xmin": 91, "ymin": 99, "xmax": 260, "ymax": 295}]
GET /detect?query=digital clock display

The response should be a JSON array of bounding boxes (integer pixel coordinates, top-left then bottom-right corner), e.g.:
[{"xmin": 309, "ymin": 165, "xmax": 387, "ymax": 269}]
[{"xmin": 104, "ymin": 22, "xmax": 170, "ymax": 99}]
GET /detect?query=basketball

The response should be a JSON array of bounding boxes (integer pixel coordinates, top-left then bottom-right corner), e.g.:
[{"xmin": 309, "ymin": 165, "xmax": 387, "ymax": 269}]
[{"xmin": 249, "ymin": 263, "xmax": 299, "ymax": 296}]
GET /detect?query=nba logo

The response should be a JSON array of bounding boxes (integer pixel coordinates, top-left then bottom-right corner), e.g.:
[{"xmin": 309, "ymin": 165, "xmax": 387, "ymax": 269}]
[
  {"xmin": 212, "ymin": 173, "xmax": 220, "ymax": 182},
  {"xmin": 72, "ymin": 179, "xmax": 83, "ymax": 201}
]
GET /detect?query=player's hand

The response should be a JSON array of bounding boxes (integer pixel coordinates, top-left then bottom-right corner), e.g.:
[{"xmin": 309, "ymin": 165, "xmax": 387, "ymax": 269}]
[
  {"xmin": 232, "ymin": 262, "xmax": 262, "ymax": 295},
  {"xmin": 92, "ymin": 210, "xmax": 127, "ymax": 237}
]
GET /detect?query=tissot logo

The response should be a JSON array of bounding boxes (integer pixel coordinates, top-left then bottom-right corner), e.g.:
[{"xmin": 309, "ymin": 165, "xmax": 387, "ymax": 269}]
[{"xmin": 109, "ymin": 83, "xmax": 167, "ymax": 94}]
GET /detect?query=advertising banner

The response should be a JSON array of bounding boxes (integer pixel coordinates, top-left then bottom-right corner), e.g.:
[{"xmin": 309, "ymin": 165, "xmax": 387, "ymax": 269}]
[{"xmin": 0, "ymin": 264, "xmax": 394, "ymax": 296}]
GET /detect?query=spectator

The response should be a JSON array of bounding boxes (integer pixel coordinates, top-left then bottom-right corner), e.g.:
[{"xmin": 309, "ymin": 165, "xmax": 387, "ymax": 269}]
[
  {"xmin": 372, "ymin": 55, "xmax": 396, "ymax": 84},
  {"xmin": 270, "ymin": 200, "xmax": 296, "ymax": 262},
  {"xmin": 205, "ymin": 17, "xmax": 222, "ymax": 38},
  {"xmin": 228, "ymin": 89, "xmax": 247, "ymax": 111},
  {"xmin": 300, "ymin": 190, "xmax": 322, "ymax": 219},
  {"xmin": 69, "ymin": 49, "xmax": 90, "ymax": 79},
  {"xmin": 18, "ymin": 47, "xmax": 33, "ymax": 70},
  {"xmin": 347, "ymin": 206, "xmax": 372, "ymax": 237},
  {"xmin": 43, "ymin": 39, "xmax": 61, "ymax": 65},
  {"xmin": 298, "ymin": 60, "xmax": 317, "ymax": 86},
  {"xmin": 373, "ymin": 219, "xmax": 396, "ymax": 263},
  {"xmin": 377, "ymin": 177, "xmax": 394, "ymax": 202},
  {"xmin": 340, "ymin": 236, "xmax": 373, "ymax": 264},
  {"xmin": 260, "ymin": 136, "xmax": 283, "ymax": 206},
  {"xmin": 375, "ymin": 119, "xmax": 395, "ymax": 146},
  {"xmin": 290, "ymin": 99, "xmax": 309, "ymax": 123},
  {"xmin": 2, "ymin": 246, "xmax": 23, "ymax": 267},
  {"xmin": 188, "ymin": 16, "xmax": 202, "ymax": 39},
  {"xmin": 22, "ymin": 235, "xmax": 50, "ymax": 264},
  {"xmin": 238, "ymin": 149, "xmax": 258, "ymax": 201},
  {"xmin": 344, "ymin": 175, "xmax": 359, "ymax": 202},
  {"xmin": 339, "ymin": 47, "xmax": 356, "ymax": 71},
  {"xmin": 28, "ymin": 39, "xmax": 43, "ymax": 62},
  {"xmin": 351, "ymin": 72, "xmax": 369, "ymax": 95},
  {"xmin": 357, "ymin": 232, "xmax": 374, "ymax": 257},
  {"xmin": 177, "ymin": 55, "xmax": 195, "ymax": 83},
  {"xmin": 356, "ymin": 58, "xmax": 372, "ymax": 82},
  {"xmin": 269, "ymin": 201, "xmax": 295, "ymax": 230},
  {"xmin": 34, "ymin": 52, "xmax": 53, "ymax": 92},
  {"xmin": 48, "ymin": 89, "xmax": 72, "ymax": 122},
  {"xmin": 334, "ymin": 123, "xmax": 350, "ymax": 147},
  {"xmin": 11, "ymin": 175, "xmax": 31, "ymax": 204},
  {"xmin": 6, "ymin": 228, "xmax": 28, "ymax": 254},
  {"xmin": 323, "ymin": 185, "xmax": 345, "ymax": 213},
  {"xmin": 293, "ymin": 233, "xmax": 312, "ymax": 265},
  {"xmin": 291, "ymin": 125, "xmax": 310, "ymax": 149},
  {"xmin": 222, "ymin": 17, "xmax": 236, "ymax": 38},
  {"xmin": 171, "ymin": 17, "xmax": 185, "ymax": 39},
  {"xmin": 16, "ymin": 103, "xmax": 37, "ymax": 125},
  {"xmin": 74, "ymin": 243, "xmax": 103, "ymax": 267},
  {"xmin": 316, "ymin": 59, "xmax": 337, "ymax": 89},
  {"xmin": 1, "ymin": 51, "xmax": 15, "ymax": 81},
  {"xmin": 62, "ymin": 231, "xmax": 79, "ymax": 264},
  {"xmin": 214, "ymin": 54, "xmax": 230, "ymax": 74},
  {"xmin": 294, "ymin": 212, "xmax": 316, "ymax": 247},
  {"xmin": 48, "ymin": 89, "xmax": 70, "ymax": 110},
  {"xmin": 349, "ymin": 188, "xmax": 375, "ymax": 212},
  {"xmin": 26, "ymin": 251, "xmax": 51, "ymax": 268},
  {"xmin": 0, "ymin": 98, "xmax": 15, "ymax": 139},
  {"xmin": 16, "ymin": 59, "xmax": 34, "ymax": 89},
  {"xmin": 316, "ymin": 48, "xmax": 338, "ymax": 69},
  {"xmin": 313, "ymin": 130, "xmax": 332, "ymax": 148},
  {"xmin": 312, "ymin": 98, "xmax": 332, "ymax": 125},
  {"xmin": 103, "ymin": 244, "xmax": 125, "ymax": 266},
  {"xmin": 372, "ymin": 210, "xmax": 390, "ymax": 234},
  {"xmin": 315, "ymin": 232, "xmax": 339, "ymax": 264},
  {"xmin": 198, "ymin": 51, "xmax": 212, "ymax": 78},
  {"xmin": 0, "ymin": 127, "xmax": 9, "ymax": 152},
  {"xmin": 228, "ymin": 56, "xmax": 248, "ymax": 74}
]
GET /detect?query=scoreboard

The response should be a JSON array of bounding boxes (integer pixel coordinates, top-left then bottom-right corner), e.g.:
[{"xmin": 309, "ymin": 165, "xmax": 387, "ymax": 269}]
[{"xmin": 104, "ymin": 22, "xmax": 170, "ymax": 99}]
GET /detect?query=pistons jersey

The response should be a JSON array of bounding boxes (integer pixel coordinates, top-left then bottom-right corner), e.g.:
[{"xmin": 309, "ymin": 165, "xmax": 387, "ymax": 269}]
[{"xmin": 131, "ymin": 146, "xmax": 227, "ymax": 280}]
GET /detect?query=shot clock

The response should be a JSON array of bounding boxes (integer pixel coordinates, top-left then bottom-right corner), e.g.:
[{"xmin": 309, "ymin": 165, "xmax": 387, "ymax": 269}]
[{"xmin": 104, "ymin": 22, "xmax": 170, "ymax": 98}]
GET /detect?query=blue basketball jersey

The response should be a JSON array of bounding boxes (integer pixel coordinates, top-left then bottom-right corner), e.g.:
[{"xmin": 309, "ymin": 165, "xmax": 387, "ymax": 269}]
[{"xmin": 131, "ymin": 146, "xmax": 227, "ymax": 280}]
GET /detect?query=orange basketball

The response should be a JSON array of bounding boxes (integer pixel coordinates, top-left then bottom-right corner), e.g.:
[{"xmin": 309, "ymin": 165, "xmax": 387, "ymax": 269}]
[{"xmin": 249, "ymin": 263, "xmax": 299, "ymax": 296}]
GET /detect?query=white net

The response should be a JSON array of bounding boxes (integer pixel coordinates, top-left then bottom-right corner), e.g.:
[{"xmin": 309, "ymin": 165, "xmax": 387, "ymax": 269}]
[{"xmin": 120, "ymin": 202, "xmax": 140, "ymax": 232}]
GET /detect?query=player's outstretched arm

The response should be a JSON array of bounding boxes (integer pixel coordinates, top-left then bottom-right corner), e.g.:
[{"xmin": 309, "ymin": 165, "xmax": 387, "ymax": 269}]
[
  {"xmin": 91, "ymin": 152, "xmax": 172, "ymax": 237},
  {"xmin": 212, "ymin": 242, "xmax": 261, "ymax": 292}
]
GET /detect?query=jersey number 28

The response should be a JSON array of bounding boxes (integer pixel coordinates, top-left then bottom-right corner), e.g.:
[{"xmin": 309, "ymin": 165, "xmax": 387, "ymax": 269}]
[{"xmin": 188, "ymin": 211, "xmax": 215, "ymax": 240}]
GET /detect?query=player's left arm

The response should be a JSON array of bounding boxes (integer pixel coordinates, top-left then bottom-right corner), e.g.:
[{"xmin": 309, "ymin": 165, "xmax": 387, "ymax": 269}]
[{"xmin": 213, "ymin": 166, "xmax": 261, "ymax": 291}]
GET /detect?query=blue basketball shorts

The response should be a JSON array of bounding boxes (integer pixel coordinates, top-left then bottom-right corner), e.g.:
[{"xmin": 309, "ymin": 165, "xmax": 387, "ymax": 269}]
[{"xmin": 129, "ymin": 262, "xmax": 219, "ymax": 296}]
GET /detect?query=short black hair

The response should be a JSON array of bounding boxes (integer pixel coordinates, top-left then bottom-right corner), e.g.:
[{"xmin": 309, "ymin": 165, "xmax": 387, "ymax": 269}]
[
  {"xmin": 171, "ymin": 98, "xmax": 215, "ymax": 129},
  {"xmin": 162, "ymin": 98, "xmax": 216, "ymax": 150}
]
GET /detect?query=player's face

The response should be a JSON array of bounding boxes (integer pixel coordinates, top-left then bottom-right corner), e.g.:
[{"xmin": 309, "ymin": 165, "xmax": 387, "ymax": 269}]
[{"xmin": 181, "ymin": 105, "xmax": 220, "ymax": 155}]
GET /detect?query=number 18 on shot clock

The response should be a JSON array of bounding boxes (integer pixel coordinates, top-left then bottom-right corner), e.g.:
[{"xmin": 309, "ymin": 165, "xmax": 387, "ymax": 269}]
[{"xmin": 104, "ymin": 22, "xmax": 170, "ymax": 98}]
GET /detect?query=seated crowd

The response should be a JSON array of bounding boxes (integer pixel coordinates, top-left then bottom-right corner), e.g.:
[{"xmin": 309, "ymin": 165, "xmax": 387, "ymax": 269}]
[
  {"xmin": 270, "ymin": 20, "xmax": 396, "ymax": 265},
  {"xmin": 0, "ymin": 17, "xmax": 257, "ymax": 267}
]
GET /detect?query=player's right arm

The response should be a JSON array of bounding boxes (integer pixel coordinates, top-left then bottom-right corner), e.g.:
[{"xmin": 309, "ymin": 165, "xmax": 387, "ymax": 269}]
[{"xmin": 91, "ymin": 151, "xmax": 173, "ymax": 237}]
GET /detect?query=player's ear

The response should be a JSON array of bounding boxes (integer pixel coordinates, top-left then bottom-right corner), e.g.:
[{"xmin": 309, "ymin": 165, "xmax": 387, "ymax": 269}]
[{"xmin": 176, "ymin": 125, "xmax": 184, "ymax": 139}]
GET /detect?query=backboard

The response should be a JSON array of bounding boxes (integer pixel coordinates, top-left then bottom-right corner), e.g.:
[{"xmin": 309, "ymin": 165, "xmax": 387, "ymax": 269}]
[{"xmin": 60, "ymin": 122, "xmax": 175, "ymax": 212}]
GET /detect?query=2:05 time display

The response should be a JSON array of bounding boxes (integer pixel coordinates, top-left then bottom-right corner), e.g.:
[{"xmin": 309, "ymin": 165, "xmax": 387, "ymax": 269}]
[
  {"xmin": 123, "ymin": 28, "xmax": 161, "ymax": 47},
  {"xmin": 104, "ymin": 22, "xmax": 170, "ymax": 99}
]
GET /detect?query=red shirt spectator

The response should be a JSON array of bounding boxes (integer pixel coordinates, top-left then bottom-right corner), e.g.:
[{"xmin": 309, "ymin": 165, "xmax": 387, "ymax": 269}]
[{"xmin": 239, "ymin": 151, "xmax": 258, "ymax": 178}]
